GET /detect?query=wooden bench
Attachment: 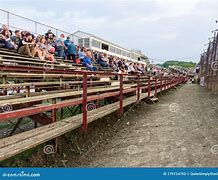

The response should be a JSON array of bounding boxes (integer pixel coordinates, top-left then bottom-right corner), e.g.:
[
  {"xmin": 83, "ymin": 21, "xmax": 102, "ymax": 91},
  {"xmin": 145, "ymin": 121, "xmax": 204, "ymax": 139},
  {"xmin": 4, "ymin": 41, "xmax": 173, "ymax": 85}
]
[{"xmin": 0, "ymin": 90, "xmax": 156, "ymax": 161}]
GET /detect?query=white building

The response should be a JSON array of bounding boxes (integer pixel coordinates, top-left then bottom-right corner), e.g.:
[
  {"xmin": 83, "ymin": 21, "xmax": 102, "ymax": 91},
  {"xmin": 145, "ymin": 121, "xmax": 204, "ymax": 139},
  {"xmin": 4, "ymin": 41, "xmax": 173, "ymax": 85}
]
[{"xmin": 70, "ymin": 30, "xmax": 149, "ymax": 65}]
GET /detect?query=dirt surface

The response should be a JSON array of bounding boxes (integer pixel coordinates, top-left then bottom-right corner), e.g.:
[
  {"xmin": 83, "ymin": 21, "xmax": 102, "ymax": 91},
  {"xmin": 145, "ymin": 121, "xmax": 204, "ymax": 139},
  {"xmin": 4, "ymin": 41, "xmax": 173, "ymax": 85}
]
[
  {"xmin": 2, "ymin": 83, "xmax": 218, "ymax": 167},
  {"xmin": 73, "ymin": 83, "xmax": 218, "ymax": 167}
]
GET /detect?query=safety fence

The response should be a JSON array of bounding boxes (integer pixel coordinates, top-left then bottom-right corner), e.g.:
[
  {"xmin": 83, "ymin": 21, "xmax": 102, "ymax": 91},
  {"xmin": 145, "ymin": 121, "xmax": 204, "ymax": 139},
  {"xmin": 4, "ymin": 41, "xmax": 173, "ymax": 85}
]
[
  {"xmin": 0, "ymin": 9, "xmax": 81, "ymax": 44},
  {"xmin": 198, "ymin": 31, "xmax": 218, "ymax": 91}
]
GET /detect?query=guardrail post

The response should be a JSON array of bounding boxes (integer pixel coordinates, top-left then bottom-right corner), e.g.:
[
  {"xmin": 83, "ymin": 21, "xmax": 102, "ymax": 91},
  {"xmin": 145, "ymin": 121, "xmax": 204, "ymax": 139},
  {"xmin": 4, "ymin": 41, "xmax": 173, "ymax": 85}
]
[
  {"xmin": 119, "ymin": 74, "xmax": 123, "ymax": 116},
  {"xmin": 82, "ymin": 72, "xmax": 88, "ymax": 132},
  {"xmin": 148, "ymin": 76, "xmax": 151, "ymax": 98},
  {"xmin": 52, "ymin": 99, "xmax": 57, "ymax": 123},
  {"xmin": 160, "ymin": 76, "xmax": 163, "ymax": 93},
  {"xmin": 169, "ymin": 78, "xmax": 172, "ymax": 89},
  {"xmin": 164, "ymin": 78, "xmax": 166, "ymax": 91},
  {"xmin": 154, "ymin": 78, "xmax": 157, "ymax": 96},
  {"xmin": 167, "ymin": 78, "xmax": 169, "ymax": 90},
  {"xmin": 137, "ymin": 75, "xmax": 140, "ymax": 101},
  {"xmin": 2, "ymin": 75, "xmax": 7, "ymax": 95},
  {"xmin": 52, "ymin": 98, "xmax": 58, "ymax": 152}
]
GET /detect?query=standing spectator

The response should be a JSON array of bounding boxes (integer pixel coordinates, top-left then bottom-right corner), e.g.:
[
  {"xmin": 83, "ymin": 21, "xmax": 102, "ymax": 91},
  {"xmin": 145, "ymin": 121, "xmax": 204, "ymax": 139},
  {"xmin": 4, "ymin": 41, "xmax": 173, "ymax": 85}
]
[
  {"xmin": 63, "ymin": 36, "xmax": 71, "ymax": 56},
  {"xmin": 17, "ymin": 32, "xmax": 36, "ymax": 57},
  {"xmin": 55, "ymin": 34, "xmax": 66, "ymax": 57},
  {"xmin": 83, "ymin": 51, "xmax": 96, "ymax": 71},
  {"xmin": 67, "ymin": 41, "xmax": 77, "ymax": 61},
  {"xmin": 64, "ymin": 37, "xmax": 77, "ymax": 61}
]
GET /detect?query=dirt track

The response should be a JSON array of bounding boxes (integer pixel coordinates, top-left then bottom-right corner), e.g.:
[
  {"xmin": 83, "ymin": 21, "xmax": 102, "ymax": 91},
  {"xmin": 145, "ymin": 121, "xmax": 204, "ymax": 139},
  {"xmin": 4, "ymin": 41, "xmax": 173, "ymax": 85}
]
[{"xmin": 76, "ymin": 83, "xmax": 218, "ymax": 167}]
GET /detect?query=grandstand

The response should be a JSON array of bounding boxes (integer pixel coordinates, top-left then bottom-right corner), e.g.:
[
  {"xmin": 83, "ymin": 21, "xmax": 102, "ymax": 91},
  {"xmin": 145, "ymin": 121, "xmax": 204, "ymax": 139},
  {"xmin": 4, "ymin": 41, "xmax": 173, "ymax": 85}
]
[
  {"xmin": 0, "ymin": 9, "xmax": 187, "ymax": 162},
  {"xmin": 71, "ymin": 30, "xmax": 148, "ymax": 65}
]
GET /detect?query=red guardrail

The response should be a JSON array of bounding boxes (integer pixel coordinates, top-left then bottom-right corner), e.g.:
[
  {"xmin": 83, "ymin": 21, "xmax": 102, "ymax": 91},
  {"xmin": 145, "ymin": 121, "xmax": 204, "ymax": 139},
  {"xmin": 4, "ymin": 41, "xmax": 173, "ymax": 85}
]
[{"xmin": 0, "ymin": 64, "xmax": 187, "ymax": 132}]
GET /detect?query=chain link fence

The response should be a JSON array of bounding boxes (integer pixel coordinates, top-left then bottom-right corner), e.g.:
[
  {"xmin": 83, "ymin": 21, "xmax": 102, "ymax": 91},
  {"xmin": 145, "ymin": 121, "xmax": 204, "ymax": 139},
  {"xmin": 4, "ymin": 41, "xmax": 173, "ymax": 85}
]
[
  {"xmin": 199, "ymin": 31, "xmax": 218, "ymax": 91},
  {"xmin": 0, "ymin": 9, "xmax": 81, "ymax": 44}
]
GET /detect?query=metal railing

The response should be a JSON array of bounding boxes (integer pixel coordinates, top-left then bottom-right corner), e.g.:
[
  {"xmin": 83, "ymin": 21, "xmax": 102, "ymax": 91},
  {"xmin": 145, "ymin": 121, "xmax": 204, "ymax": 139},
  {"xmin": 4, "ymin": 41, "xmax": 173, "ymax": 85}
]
[
  {"xmin": 199, "ymin": 30, "xmax": 218, "ymax": 91},
  {"xmin": 0, "ymin": 9, "xmax": 81, "ymax": 44},
  {"xmin": 0, "ymin": 63, "xmax": 187, "ymax": 132}
]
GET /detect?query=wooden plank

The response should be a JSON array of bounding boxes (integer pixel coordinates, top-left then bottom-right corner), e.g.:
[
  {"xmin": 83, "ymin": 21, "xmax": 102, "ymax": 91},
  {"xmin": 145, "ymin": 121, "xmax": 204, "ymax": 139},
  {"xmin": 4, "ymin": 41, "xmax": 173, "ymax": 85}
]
[
  {"xmin": 0, "ymin": 93, "xmax": 148, "ymax": 161},
  {"xmin": 0, "ymin": 72, "xmax": 92, "ymax": 78},
  {"xmin": 0, "ymin": 49, "xmax": 82, "ymax": 66},
  {"xmin": 0, "ymin": 80, "xmax": 110, "ymax": 88},
  {"xmin": 0, "ymin": 58, "xmax": 76, "ymax": 69},
  {"xmin": 0, "ymin": 86, "xmax": 122, "ymax": 106}
]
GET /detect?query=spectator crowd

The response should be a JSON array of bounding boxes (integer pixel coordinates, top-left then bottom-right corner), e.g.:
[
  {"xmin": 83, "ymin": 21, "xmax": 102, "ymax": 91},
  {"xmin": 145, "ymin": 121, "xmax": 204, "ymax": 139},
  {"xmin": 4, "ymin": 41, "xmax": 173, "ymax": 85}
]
[{"xmin": 0, "ymin": 24, "xmax": 185, "ymax": 77}]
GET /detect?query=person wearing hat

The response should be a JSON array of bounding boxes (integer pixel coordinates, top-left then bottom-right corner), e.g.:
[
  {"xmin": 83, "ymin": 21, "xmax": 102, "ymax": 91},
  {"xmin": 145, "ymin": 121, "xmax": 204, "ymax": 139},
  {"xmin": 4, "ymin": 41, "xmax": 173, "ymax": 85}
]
[{"xmin": 45, "ymin": 29, "xmax": 55, "ymax": 43}]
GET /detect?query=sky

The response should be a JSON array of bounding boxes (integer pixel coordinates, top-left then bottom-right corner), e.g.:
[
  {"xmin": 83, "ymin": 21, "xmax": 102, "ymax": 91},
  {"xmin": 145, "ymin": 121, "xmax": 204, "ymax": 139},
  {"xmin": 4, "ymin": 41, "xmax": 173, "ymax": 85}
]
[{"xmin": 0, "ymin": 0, "xmax": 218, "ymax": 63}]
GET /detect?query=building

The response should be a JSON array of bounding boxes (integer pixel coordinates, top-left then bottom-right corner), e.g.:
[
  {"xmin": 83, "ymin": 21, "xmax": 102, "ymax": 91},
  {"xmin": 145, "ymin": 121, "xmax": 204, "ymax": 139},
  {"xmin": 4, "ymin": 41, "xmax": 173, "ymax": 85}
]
[
  {"xmin": 70, "ymin": 30, "xmax": 149, "ymax": 65},
  {"xmin": 131, "ymin": 49, "xmax": 150, "ymax": 65}
]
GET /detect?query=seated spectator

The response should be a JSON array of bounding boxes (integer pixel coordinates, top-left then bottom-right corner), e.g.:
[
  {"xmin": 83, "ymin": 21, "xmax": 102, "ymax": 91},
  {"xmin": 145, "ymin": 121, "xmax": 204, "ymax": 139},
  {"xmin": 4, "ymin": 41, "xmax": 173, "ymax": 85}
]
[
  {"xmin": 20, "ymin": 31, "xmax": 28, "ymax": 39},
  {"xmin": 55, "ymin": 34, "xmax": 66, "ymax": 57},
  {"xmin": 47, "ymin": 36, "xmax": 56, "ymax": 53},
  {"xmin": 83, "ymin": 51, "xmax": 96, "ymax": 71},
  {"xmin": 35, "ymin": 36, "xmax": 47, "ymax": 60},
  {"xmin": 97, "ymin": 52, "xmax": 109, "ymax": 67},
  {"xmin": 78, "ymin": 47, "xmax": 86, "ymax": 62},
  {"xmin": 11, "ymin": 30, "xmax": 21, "ymax": 49},
  {"xmin": 0, "ymin": 24, "xmax": 8, "ymax": 33},
  {"xmin": 137, "ymin": 64, "xmax": 145, "ymax": 74},
  {"xmin": 17, "ymin": 32, "xmax": 36, "ymax": 57},
  {"xmin": 128, "ymin": 63, "xmax": 137, "ymax": 74},
  {"xmin": 36, "ymin": 35, "xmax": 55, "ymax": 61},
  {"xmin": 92, "ymin": 50, "xmax": 99, "ymax": 61},
  {"xmin": 0, "ymin": 24, "xmax": 13, "ymax": 35},
  {"xmin": 0, "ymin": 29, "xmax": 15, "ymax": 49},
  {"xmin": 45, "ymin": 29, "xmax": 55, "ymax": 43}
]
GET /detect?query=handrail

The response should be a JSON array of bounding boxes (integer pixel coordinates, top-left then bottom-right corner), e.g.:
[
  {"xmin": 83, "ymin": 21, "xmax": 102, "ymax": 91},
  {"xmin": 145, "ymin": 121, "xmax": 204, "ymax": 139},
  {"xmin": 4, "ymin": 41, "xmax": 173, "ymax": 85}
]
[{"xmin": 0, "ymin": 63, "xmax": 187, "ymax": 132}]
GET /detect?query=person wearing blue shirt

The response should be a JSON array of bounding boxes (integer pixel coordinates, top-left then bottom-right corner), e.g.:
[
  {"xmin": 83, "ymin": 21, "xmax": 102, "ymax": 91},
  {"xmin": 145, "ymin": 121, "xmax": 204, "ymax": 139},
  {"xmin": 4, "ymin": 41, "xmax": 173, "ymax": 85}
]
[
  {"xmin": 64, "ymin": 37, "xmax": 77, "ymax": 61},
  {"xmin": 83, "ymin": 51, "xmax": 97, "ymax": 71},
  {"xmin": 78, "ymin": 47, "xmax": 86, "ymax": 63}
]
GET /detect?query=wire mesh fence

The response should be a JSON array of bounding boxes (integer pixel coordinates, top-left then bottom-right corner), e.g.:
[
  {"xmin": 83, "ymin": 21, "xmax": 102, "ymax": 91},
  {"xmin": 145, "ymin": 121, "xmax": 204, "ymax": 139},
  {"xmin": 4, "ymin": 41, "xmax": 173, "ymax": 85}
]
[
  {"xmin": 199, "ymin": 31, "xmax": 218, "ymax": 91},
  {"xmin": 0, "ymin": 9, "xmax": 81, "ymax": 45}
]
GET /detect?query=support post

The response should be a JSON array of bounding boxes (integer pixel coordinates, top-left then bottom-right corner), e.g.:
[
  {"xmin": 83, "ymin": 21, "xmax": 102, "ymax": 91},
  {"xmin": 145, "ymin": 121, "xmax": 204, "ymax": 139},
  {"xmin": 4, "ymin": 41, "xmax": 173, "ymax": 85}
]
[
  {"xmin": 164, "ymin": 78, "xmax": 166, "ymax": 91},
  {"xmin": 2, "ymin": 75, "xmax": 7, "ymax": 95},
  {"xmin": 148, "ymin": 76, "xmax": 151, "ymax": 98},
  {"xmin": 52, "ymin": 98, "xmax": 57, "ymax": 152},
  {"xmin": 160, "ymin": 76, "xmax": 163, "ymax": 93},
  {"xmin": 137, "ymin": 75, "xmax": 140, "ymax": 101},
  {"xmin": 34, "ymin": 21, "xmax": 37, "ymax": 34},
  {"xmin": 82, "ymin": 72, "xmax": 88, "ymax": 132},
  {"xmin": 7, "ymin": 11, "xmax": 9, "ymax": 27},
  {"xmin": 119, "ymin": 74, "xmax": 123, "ymax": 116},
  {"xmin": 154, "ymin": 78, "xmax": 157, "ymax": 96},
  {"xmin": 25, "ymin": 86, "xmax": 30, "ymax": 97}
]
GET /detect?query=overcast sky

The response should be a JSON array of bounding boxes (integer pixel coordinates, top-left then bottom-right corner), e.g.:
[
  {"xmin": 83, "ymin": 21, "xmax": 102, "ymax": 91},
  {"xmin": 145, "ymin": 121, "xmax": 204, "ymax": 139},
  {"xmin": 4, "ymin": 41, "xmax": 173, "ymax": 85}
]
[{"xmin": 0, "ymin": 0, "xmax": 217, "ymax": 63}]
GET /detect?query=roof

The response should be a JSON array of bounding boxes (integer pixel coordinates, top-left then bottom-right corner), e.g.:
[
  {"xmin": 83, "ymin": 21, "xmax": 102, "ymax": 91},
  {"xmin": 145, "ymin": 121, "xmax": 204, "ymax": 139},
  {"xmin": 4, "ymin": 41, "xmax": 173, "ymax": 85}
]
[{"xmin": 72, "ymin": 30, "xmax": 141, "ymax": 55}]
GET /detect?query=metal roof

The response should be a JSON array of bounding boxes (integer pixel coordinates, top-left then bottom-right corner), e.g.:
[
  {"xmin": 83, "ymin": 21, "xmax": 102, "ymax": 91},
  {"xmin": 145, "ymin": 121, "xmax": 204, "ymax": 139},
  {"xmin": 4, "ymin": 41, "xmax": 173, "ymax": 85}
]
[{"xmin": 72, "ymin": 30, "xmax": 141, "ymax": 55}]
